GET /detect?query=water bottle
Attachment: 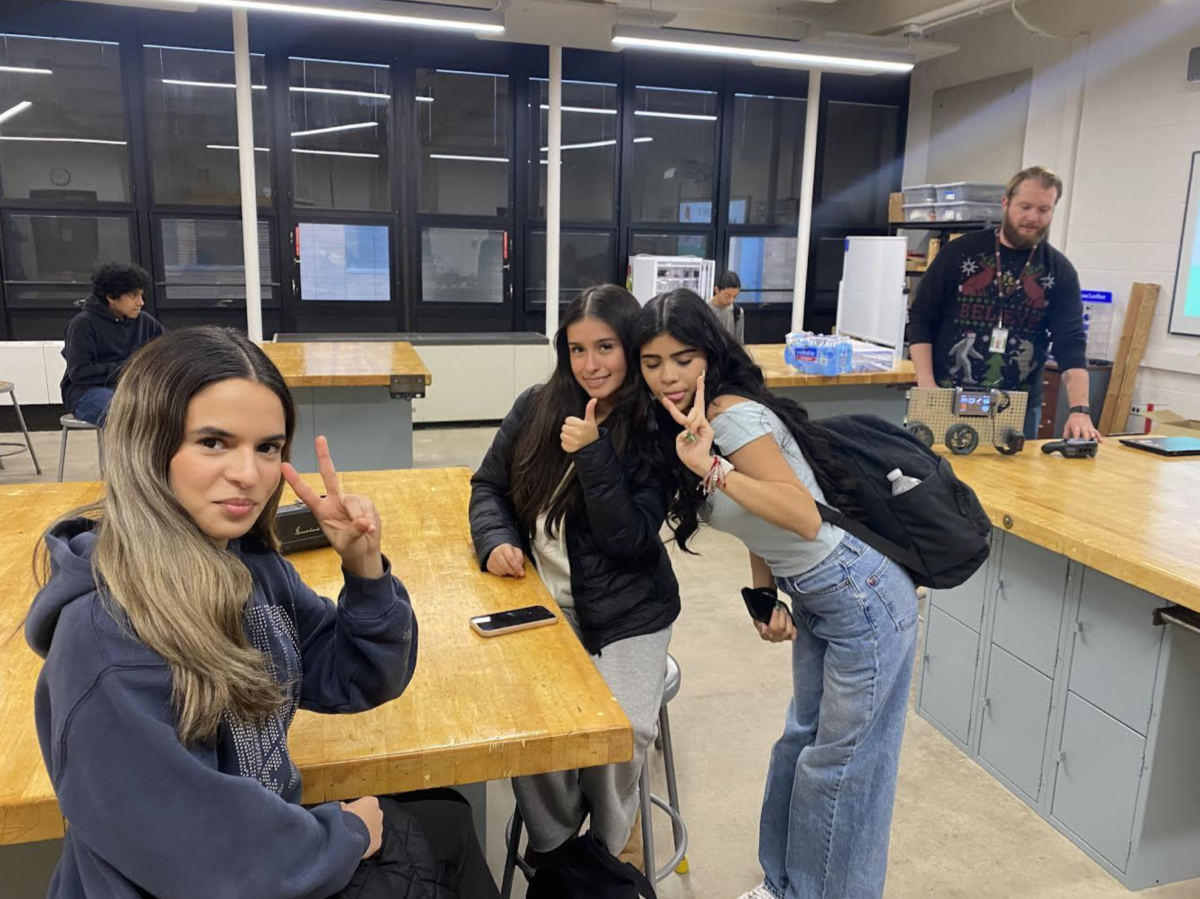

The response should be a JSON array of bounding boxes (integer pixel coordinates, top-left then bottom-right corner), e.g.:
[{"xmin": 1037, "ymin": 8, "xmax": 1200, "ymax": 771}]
[
  {"xmin": 888, "ymin": 468, "xmax": 922, "ymax": 496},
  {"xmin": 837, "ymin": 337, "xmax": 853, "ymax": 374}
]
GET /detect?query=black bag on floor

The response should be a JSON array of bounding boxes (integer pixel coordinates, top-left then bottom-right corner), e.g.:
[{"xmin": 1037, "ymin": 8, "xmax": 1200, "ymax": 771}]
[
  {"xmin": 814, "ymin": 414, "xmax": 991, "ymax": 589},
  {"xmin": 526, "ymin": 832, "xmax": 656, "ymax": 899}
]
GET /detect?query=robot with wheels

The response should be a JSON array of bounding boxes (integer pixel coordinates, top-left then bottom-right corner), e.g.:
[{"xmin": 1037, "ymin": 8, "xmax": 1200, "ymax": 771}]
[{"xmin": 905, "ymin": 386, "xmax": 1028, "ymax": 456}]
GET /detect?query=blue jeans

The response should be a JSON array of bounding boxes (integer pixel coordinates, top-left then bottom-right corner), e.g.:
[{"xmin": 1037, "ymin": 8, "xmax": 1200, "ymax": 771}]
[
  {"xmin": 760, "ymin": 534, "xmax": 919, "ymax": 899},
  {"xmin": 73, "ymin": 387, "xmax": 114, "ymax": 426}
]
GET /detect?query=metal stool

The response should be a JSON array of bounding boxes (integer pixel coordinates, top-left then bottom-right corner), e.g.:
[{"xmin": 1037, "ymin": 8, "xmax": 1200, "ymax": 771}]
[
  {"xmin": 500, "ymin": 654, "xmax": 689, "ymax": 896},
  {"xmin": 0, "ymin": 382, "xmax": 41, "ymax": 475},
  {"xmin": 58, "ymin": 414, "xmax": 104, "ymax": 483}
]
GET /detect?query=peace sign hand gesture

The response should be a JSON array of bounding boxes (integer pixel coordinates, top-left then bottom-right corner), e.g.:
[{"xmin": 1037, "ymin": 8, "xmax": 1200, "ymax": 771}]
[
  {"xmin": 561, "ymin": 398, "xmax": 601, "ymax": 454},
  {"xmin": 661, "ymin": 371, "xmax": 716, "ymax": 478},
  {"xmin": 281, "ymin": 436, "xmax": 384, "ymax": 580}
]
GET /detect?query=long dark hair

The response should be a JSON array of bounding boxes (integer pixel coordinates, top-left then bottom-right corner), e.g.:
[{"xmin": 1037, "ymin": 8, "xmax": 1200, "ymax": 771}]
[
  {"xmin": 510, "ymin": 284, "xmax": 651, "ymax": 539},
  {"xmin": 632, "ymin": 289, "xmax": 860, "ymax": 552}
]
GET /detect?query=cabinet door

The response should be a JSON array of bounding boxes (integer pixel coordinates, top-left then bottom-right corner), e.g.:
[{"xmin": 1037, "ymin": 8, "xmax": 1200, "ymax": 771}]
[
  {"xmin": 1051, "ymin": 692, "xmax": 1146, "ymax": 873},
  {"xmin": 978, "ymin": 645, "xmax": 1053, "ymax": 802},
  {"xmin": 918, "ymin": 606, "xmax": 981, "ymax": 745},
  {"xmin": 1068, "ymin": 569, "xmax": 1163, "ymax": 735},
  {"xmin": 992, "ymin": 536, "xmax": 1068, "ymax": 676},
  {"xmin": 930, "ymin": 551, "xmax": 989, "ymax": 633}
]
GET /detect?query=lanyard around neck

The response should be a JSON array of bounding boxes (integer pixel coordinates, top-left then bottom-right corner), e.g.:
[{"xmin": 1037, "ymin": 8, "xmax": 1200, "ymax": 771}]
[{"xmin": 993, "ymin": 229, "xmax": 1038, "ymax": 329}]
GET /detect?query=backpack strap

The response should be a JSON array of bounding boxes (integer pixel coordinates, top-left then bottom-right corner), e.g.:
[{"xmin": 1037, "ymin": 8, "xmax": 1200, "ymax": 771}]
[{"xmin": 816, "ymin": 501, "xmax": 920, "ymax": 572}]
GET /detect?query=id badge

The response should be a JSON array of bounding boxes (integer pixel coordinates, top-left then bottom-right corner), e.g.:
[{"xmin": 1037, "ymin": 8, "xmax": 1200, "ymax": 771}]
[{"xmin": 988, "ymin": 327, "xmax": 1009, "ymax": 354}]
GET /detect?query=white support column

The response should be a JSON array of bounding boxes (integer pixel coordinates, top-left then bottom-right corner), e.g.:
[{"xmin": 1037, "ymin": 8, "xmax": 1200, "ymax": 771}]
[
  {"xmin": 792, "ymin": 69, "xmax": 822, "ymax": 334},
  {"xmin": 545, "ymin": 45, "xmax": 563, "ymax": 345},
  {"xmin": 233, "ymin": 9, "xmax": 263, "ymax": 342}
]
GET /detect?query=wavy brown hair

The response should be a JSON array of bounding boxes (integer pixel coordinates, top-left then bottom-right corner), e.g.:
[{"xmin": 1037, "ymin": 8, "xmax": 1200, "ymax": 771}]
[{"xmin": 36, "ymin": 326, "xmax": 296, "ymax": 745}]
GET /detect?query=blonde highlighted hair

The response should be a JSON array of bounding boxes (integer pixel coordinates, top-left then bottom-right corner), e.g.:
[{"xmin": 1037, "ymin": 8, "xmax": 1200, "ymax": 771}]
[{"xmin": 36, "ymin": 326, "xmax": 296, "ymax": 745}]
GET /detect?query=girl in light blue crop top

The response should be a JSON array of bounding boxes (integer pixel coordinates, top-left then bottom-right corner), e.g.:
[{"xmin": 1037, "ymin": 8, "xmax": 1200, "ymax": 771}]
[{"xmin": 634, "ymin": 289, "xmax": 920, "ymax": 899}]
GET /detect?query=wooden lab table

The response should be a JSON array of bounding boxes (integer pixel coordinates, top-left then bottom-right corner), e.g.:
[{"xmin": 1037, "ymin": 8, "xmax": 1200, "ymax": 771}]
[
  {"xmin": 260, "ymin": 341, "xmax": 432, "ymax": 472},
  {"xmin": 916, "ymin": 440, "xmax": 1200, "ymax": 890},
  {"xmin": 0, "ymin": 469, "xmax": 630, "ymax": 895},
  {"xmin": 749, "ymin": 344, "xmax": 916, "ymax": 426}
]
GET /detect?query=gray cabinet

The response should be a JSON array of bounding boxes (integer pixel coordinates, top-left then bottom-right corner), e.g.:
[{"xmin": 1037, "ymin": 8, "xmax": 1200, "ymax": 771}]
[
  {"xmin": 1051, "ymin": 692, "xmax": 1146, "ymax": 873},
  {"xmin": 930, "ymin": 561, "xmax": 989, "ymax": 632},
  {"xmin": 918, "ymin": 605, "xmax": 981, "ymax": 746},
  {"xmin": 991, "ymin": 536, "xmax": 1068, "ymax": 676},
  {"xmin": 1067, "ymin": 570, "xmax": 1163, "ymax": 735},
  {"xmin": 978, "ymin": 646, "xmax": 1054, "ymax": 802}
]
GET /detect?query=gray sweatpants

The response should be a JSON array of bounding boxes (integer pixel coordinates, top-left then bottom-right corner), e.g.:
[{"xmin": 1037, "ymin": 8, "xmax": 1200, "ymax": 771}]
[{"xmin": 513, "ymin": 609, "xmax": 672, "ymax": 854}]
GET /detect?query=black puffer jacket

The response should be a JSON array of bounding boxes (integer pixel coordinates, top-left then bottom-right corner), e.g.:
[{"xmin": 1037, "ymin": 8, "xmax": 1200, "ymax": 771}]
[{"xmin": 469, "ymin": 387, "xmax": 680, "ymax": 655}]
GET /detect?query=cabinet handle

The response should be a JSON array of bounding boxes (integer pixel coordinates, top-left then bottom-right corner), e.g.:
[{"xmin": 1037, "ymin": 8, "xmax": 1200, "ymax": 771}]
[
  {"xmin": 923, "ymin": 654, "xmax": 930, "ymax": 664},
  {"xmin": 1074, "ymin": 620, "xmax": 1085, "ymax": 634},
  {"xmin": 1054, "ymin": 750, "xmax": 1066, "ymax": 765},
  {"xmin": 982, "ymin": 697, "xmax": 991, "ymax": 711}
]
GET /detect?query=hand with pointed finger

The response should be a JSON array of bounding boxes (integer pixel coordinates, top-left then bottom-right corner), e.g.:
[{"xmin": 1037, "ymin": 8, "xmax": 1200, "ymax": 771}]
[
  {"xmin": 561, "ymin": 397, "xmax": 601, "ymax": 454},
  {"xmin": 661, "ymin": 371, "xmax": 715, "ymax": 478},
  {"xmin": 281, "ymin": 436, "xmax": 384, "ymax": 580}
]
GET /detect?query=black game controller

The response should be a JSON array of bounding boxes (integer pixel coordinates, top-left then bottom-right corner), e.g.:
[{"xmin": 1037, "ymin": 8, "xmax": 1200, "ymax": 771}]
[{"xmin": 1041, "ymin": 438, "xmax": 1100, "ymax": 459}]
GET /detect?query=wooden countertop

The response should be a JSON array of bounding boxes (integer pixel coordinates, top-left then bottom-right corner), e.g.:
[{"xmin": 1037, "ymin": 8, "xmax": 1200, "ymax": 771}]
[
  {"xmin": 750, "ymin": 345, "xmax": 916, "ymax": 388},
  {"xmin": 943, "ymin": 441, "xmax": 1200, "ymax": 612},
  {"xmin": 0, "ymin": 469, "xmax": 630, "ymax": 846},
  {"xmin": 259, "ymin": 341, "xmax": 432, "ymax": 389}
]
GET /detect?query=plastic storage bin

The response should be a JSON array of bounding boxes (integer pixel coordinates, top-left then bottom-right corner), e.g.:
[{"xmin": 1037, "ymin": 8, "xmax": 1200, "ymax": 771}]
[
  {"xmin": 904, "ymin": 203, "xmax": 939, "ymax": 222},
  {"xmin": 902, "ymin": 184, "xmax": 938, "ymax": 205},
  {"xmin": 937, "ymin": 201, "xmax": 1001, "ymax": 222},
  {"xmin": 937, "ymin": 182, "xmax": 1005, "ymax": 204}
]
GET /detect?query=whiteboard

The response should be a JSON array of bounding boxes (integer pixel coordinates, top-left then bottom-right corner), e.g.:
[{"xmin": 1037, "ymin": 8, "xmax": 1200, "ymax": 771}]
[
  {"xmin": 1169, "ymin": 151, "xmax": 1200, "ymax": 337},
  {"xmin": 836, "ymin": 236, "xmax": 908, "ymax": 356}
]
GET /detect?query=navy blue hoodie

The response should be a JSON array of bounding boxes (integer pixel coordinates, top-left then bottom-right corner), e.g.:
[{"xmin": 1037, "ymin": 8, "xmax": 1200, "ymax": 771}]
[
  {"xmin": 26, "ymin": 519, "xmax": 419, "ymax": 899},
  {"xmin": 60, "ymin": 294, "xmax": 164, "ymax": 412}
]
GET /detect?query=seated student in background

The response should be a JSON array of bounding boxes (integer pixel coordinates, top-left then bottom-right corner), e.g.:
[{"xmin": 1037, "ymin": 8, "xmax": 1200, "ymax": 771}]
[
  {"xmin": 709, "ymin": 270, "xmax": 745, "ymax": 344},
  {"xmin": 635, "ymin": 290, "xmax": 918, "ymax": 899},
  {"xmin": 470, "ymin": 285, "xmax": 680, "ymax": 871},
  {"xmin": 60, "ymin": 262, "xmax": 163, "ymax": 426},
  {"xmin": 28, "ymin": 326, "xmax": 498, "ymax": 899}
]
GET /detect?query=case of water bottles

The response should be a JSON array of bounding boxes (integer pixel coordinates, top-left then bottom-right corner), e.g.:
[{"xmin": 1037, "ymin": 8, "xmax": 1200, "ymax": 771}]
[{"xmin": 785, "ymin": 332, "xmax": 853, "ymax": 375}]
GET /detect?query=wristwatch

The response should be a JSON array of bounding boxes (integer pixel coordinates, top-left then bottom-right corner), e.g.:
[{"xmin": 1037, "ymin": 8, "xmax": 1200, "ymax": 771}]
[{"xmin": 1069, "ymin": 405, "xmax": 1091, "ymax": 415}]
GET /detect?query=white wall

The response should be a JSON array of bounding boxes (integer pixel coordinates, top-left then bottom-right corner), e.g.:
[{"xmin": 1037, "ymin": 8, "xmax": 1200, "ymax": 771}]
[{"xmin": 903, "ymin": 0, "xmax": 1200, "ymax": 422}]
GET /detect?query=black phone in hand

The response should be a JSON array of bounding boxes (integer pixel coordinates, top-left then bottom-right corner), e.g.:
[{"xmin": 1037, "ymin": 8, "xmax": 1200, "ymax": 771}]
[{"xmin": 742, "ymin": 587, "xmax": 780, "ymax": 625}]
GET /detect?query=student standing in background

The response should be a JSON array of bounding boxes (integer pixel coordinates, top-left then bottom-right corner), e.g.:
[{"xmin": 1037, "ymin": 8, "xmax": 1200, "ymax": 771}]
[{"xmin": 710, "ymin": 270, "xmax": 745, "ymax": 344}]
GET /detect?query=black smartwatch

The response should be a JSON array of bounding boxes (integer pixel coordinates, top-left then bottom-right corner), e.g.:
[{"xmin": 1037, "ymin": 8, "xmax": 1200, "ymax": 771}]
[{"xmin": 1069, "ymin": 405, "xmax": 1091, "ymax": 415}]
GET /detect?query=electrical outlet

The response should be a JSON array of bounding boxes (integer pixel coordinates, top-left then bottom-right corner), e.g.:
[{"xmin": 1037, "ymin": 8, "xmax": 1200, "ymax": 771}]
[{"xmin": 1130, "ymin": 404, "xmax": 1145, "ymax": 416}]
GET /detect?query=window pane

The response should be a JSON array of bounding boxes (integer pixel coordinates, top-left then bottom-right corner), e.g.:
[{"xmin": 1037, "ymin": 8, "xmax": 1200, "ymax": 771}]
[
  {"xmin": 529, "ymin": 79, "xmax": 616, "ymax": 223},
  {"xmin": 629, "ymin": 232, "xmax": 710, "ymax": 259},
  {"xmin": 159, "ymin": 218, "xmax": 273, "ymax": 304},
  {"xmin": 2, "ymin": 213, "xmax": 132, "ymax": 283},
  {"xmin": 0, "ymin": 34, "xmax": 129, "ymax": 201},
  {"xmin": 820, "ymin": 102, "xmax": 899, "ymax": 227},
  {"xmin": 297, "ymin": 222, "xmax": 389, "ymax": 302},
  {"xmin": 417, "ymin": 69, "xmax": 510, "ymax": 217},
  {"xmin": 421, "ymin": 227, "xmax": 504, "ymax": 304},
  {"xmin": 728, "ymin": 235, "xmax": 796, "ymax": 304},
  {"xmin": 730, "ymin": 93, "xmax": 805, "ymax": 226},
  {"xmin": 143, "ymin": 46, "xmax": 271, "ymax": 207},
  {"xmin": 526, "ymin": 230, "xmax": 613, "ymax": 306},
  {"xmin": 630, "ymin": 86, "xmax": 717, "ymax": 224},
  {"xmin": 290, "ymin": 58, "xmax": 390, "ymax": 211}
]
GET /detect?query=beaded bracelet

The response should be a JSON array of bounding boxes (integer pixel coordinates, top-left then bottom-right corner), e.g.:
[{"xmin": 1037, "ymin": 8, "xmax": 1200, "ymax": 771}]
[{"xmin": 701, "ymin": 455, "xmax": 735, "ymax": 496}]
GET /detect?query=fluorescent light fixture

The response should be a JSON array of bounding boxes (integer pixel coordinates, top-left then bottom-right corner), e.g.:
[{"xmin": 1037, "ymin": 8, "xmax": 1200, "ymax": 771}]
[
  {"xmin": 531, "ymin": 77, "xmax": 617, "ymax": 88},
  {"xmin": 613, "ymin": 25, "xmax": 914, "ymax": 75},
  {"xmin": 540, "ymin": 104, "xmax": 617, "ymax": 116},
  {"xmin": 415, "ymin": 96, "xmax": 434, "ymax": 103},
  {"xmin": 540, "ymin": 139, "xmax": 616, "ymax": 152},
  {"xmin": 429, "ymin": 153, "xmax": 509, "ymax": 162},
  {"xmin": 633, "ymin": 110, "xmax": 717, "ymax": 122},
  {"xmin": 0, "ymin": 136, "xmax": 126, "ymax": 145},
  {"xmin": 289, "ymin": 55, "xmax": 388, "ymax": 69},
  {"xmin": 0, "ymin": 65, "xmax": 52, "ymax": 76},
  {"xmin": 135, "ymin": 0, "xmax": 504, "ymax": 33},
  {"xmin": 207, "ymin": 143, "xmax": 270, "ymax": 151},
  {"xmin": 290, "ymin": 86, "xmax": 390, "ymax": 99},
  {"xmin": 0, "ymin": 101, "xmax": 32, "ymax": 125},
  {"xmin": 162, "ymin": 78, "xmax": 267, "ymax": 90},
  {"xmin": 292, "ymin": 147, "xmax": 379, "ymax": 158},
  {"xmin": 291, "ymin": 121, "xmax": 377, "ymax": 137},
  {"xmin": 634, "ymin": 136, "xmax": 653, "ymax": 143},
  {"xmin": 435, "ymin": 69, "xmax": 508, "ymax": 78}
]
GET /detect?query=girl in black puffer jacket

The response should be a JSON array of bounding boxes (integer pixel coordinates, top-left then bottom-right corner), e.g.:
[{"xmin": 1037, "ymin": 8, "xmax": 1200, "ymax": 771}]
[{"xmin": 469, "ymin": 285, "xmax": 679, "ymax": 868}]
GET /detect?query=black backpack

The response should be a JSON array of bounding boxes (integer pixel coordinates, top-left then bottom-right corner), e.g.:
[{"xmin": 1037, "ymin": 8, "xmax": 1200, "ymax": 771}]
[
  {"xmin": 526, "ymin": 832, "xmax": 657, "ymax": 899},
  {"xmin": 814, "ymin": 414, "xmax": 991, "ymax": 589}
]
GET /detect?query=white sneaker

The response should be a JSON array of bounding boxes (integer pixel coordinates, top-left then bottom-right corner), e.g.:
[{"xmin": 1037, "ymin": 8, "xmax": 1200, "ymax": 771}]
[{"xmin": 735, "ymin": 885, "xmax": 778, "ymax": 899}]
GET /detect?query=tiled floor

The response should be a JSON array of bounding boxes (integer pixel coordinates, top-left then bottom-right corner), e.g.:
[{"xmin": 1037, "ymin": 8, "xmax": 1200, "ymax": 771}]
[{"xmin": 3, "ymin": 424, "xmax": 1198, "ymax": 898}]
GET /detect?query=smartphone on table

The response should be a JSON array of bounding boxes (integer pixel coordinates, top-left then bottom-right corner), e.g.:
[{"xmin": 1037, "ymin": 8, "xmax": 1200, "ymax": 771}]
[{"xmin": 470, "ymin": 605, "xmax": 557, "ymax": 637}]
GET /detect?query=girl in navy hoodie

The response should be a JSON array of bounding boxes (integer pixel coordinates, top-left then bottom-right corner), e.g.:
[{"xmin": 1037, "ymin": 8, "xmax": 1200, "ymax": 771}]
[{"xmin": 27, "ymin": 326, "xmax": 497, "ymax": 898}]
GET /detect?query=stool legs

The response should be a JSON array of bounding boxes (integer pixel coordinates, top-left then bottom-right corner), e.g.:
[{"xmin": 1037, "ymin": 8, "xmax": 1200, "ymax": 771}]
[
  {"xmin": 96, "ymin": 429, "xmax": 105, "ymax": 476},
  {"xmin": 10, "ymin": 389, "xmax": 41, "ymax": 475},
  {"xmin": 57, "ymin": 426, "xmax": 69, "ymax": 483},
  {"xmin": 500, "ymin": 806, "xmax": 524, "ymax": 899},
  {"xmin": 639, "ymin": 762, "xmax": 655, "ymax": 882},
  {"xmin": 659, "ymin": 704, "xmax": 685, "ymax": 864}
]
